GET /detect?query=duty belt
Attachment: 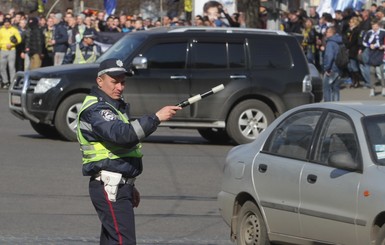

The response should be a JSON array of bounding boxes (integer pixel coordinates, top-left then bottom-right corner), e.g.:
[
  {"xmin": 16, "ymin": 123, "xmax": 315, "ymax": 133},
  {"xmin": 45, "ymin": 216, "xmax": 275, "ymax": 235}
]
[{"xmin": 94, "ymin": 174, "xmax": 136, "ymax": 185}]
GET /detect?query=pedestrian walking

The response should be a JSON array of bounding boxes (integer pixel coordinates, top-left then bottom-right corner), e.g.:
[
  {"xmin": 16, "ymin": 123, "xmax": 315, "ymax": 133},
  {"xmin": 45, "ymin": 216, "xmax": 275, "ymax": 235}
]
[{"xmin": 76, "ymin": 58, "xmax": 181, "ymax": 244}]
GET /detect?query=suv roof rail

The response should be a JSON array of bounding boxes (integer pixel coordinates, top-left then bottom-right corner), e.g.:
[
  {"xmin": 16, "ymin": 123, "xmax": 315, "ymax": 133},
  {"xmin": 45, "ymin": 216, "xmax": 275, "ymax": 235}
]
[{"xmin": 167, "ymin": 26, "xmax": 288, "ymax": 35}]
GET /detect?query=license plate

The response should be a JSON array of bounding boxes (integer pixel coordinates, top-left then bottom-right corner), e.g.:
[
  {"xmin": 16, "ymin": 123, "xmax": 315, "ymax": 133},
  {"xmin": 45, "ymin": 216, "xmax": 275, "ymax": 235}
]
[{"xmin": 11, "ymin": 94, "xmax": 21, "ymax": 105}]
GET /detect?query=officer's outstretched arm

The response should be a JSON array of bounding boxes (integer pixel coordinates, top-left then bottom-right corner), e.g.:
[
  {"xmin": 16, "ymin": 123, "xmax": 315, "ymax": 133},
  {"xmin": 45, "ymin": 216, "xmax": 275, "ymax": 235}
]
[{"xmin": 155, "ymin": 106, "xmax": 181, "ymax": 122}]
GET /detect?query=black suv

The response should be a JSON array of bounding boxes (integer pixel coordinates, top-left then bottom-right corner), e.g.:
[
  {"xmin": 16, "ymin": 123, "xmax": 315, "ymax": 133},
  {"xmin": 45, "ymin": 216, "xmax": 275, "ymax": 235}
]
[{"xmin": 9, "ymin": 27, "xmax": 322, "ymax": 144}]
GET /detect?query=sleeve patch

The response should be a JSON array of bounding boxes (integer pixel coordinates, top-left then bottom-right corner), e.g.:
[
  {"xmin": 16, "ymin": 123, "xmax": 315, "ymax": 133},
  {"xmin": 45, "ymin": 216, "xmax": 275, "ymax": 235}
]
[{"xmin": 100, "ymin": 109, "xmax": 117, "ymax": 121}]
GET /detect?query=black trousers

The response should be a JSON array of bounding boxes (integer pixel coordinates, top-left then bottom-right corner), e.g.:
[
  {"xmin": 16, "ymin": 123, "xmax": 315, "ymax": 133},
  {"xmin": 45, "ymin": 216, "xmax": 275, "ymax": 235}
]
[{"xmin": 89, "ymin": 179, "xmax": 136, "ymax": 245}]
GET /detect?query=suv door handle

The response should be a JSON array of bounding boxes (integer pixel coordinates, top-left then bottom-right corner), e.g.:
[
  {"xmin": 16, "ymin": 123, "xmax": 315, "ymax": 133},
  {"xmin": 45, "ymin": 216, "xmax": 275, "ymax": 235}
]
[
  {"xmin": 307, "ymin": 174, "xmax": 317, "ymax": 184},
  {"xmin": 230, "ymin": 75, "xmax": 247, "ymax": 79},
  {"xmin": 170, "ymin": 75, "xmax": 187, "ymax": 80}
]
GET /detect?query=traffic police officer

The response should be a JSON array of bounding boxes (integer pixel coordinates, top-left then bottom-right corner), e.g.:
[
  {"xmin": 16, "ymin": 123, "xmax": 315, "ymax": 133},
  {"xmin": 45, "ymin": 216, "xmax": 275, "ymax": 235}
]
[
  {"xmin": 63, "ymin": 28, "xmax": 101, "ymax": 64},
  {"xmin": 77, "ymin": 58, "xmax": 181, "ymax": 244}
]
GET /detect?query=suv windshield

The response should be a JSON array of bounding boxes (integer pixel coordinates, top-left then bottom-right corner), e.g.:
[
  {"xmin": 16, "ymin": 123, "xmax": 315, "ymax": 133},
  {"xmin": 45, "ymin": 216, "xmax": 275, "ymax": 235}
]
[
  {"xmin": 97, "ymin": 34, "xmax": 146, "ymax": 62},
  {"xmin": 363, "ymin": 115, "xmax": 385, "ymax": 165}
]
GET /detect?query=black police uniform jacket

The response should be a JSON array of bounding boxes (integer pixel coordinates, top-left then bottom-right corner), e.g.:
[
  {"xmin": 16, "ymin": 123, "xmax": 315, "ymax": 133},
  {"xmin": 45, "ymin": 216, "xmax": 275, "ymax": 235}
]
[{"xmin": 79, "ymin": 86, "xmax": 160, "ymax": 178}]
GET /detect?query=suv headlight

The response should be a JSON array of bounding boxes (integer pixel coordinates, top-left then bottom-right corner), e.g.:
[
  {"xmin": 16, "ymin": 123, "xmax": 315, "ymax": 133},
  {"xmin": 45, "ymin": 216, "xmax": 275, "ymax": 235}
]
[{"xmin": 34, "ymin": 78, "xmax": 61, "ymax": 94}]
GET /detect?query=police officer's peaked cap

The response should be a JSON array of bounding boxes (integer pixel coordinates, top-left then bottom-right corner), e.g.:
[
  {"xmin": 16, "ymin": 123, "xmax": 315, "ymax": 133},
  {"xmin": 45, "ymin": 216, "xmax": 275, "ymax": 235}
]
[
  {"xmin": 83, "ymin": 28, "xmax": 96, "ymax": 39},
  {"xmin": 97, "ymin": 59, "xmax": 133, "ymax": 77}
]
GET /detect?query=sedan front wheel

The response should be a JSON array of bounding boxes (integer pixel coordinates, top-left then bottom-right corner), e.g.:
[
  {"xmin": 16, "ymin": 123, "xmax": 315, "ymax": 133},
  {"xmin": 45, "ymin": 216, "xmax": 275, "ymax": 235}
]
[{"xmin": 236, "ymin": 201, "xmax": 270, "ymax": 245}]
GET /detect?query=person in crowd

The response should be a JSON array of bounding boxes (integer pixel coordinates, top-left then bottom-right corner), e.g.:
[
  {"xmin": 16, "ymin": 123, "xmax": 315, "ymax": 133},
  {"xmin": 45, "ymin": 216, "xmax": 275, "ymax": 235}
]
[
  {"xmin": 194, "ymin": 15, "xmax": 204, "ymax": 26},
  {"xmin": 97, "ymin": 11, "xmax": 107, "ymax": 32},
  {"xmin": 38, "ymin": 15, "xmax": 47, "ymax": 29},
  {"xmin": 73, "ymin": 13, "xmax": 87, "ymax": 43},
  {"xmin": 63, "ymin": 28, "xmax": 101, "ymax": 64},
  {"xmin": 113, "ymin": 17, "xmax": 122, "ymax": 32},
  {"xmin": 308, "ymin": 6, "xmax": 319, "ymax": 24},
  {"xmin": 52, "ymin": 13, "xmax": 68, "ymax": 66},
  {"xmin": 66, "ymin": 14, "xmax": 76, "ymax": 45},
  {"xmin": 119, "ymin": 13, "xmax": 127, "ymax": 29},
  {"xmin": 105, "ymin": 16, "xmax": 120, "ymax": 32},
  {"xmin": 334, "ymin": 10, "xmax": 344, "ymax": 33},
  {"xmin": 302, "ymin": 18, "xmax": 317, "ymax": 64},
  {"xmin": 322, "ymin": 26, "xmax": 343, "ymax": 101},
  {"xmin": 285, "ymin": 10, "xmax": 303, "ymax": 33},
  {"xmin": 132, "ymin": 19, "xmax": 145, "ymax": 31},
  {"xmin": 203, "ymin": 0, "xmax": 229, "ymax": 27},
  {"xmin": 122, "ymin": 18, "xmax": 134, "ymax": 32},
  {"xmin": 0, "ymin": 17, "xmax": 21, "ymax": 88},
  {"xmin": 77, "ymin": 58, "xmax": 181, "ymax": 245},
  {"xmin": 345, "ymin": 16, "xmax": 362, "ymax": 88},
  {"xmin": 23, "ymin": 16, "xmax": 45, "ymax": 70},
  {"xmin": 143, "ymin": 18, "xmax": 154, "ymax": 29},
  {"xmin": 16, "ymin": 18, "xmax": 28, "ymax": 71},
  {"xmin": 314, "ymin": 13, "xmax": 334, "ymax": 71},
  {"xmin": 42, "ymin": 16, "xmax": 54, "ymax": 67},
  {"xmin": 361, "ymin": 19, "xmax": 385, "ymax": 96}
]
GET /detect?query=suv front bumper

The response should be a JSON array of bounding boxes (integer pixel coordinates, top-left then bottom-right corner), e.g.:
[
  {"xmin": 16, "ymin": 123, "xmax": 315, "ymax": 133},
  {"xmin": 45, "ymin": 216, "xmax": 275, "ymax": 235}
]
[{"xmin": 8, "ymin": 71, "xmax": 54, "ymax": 125}]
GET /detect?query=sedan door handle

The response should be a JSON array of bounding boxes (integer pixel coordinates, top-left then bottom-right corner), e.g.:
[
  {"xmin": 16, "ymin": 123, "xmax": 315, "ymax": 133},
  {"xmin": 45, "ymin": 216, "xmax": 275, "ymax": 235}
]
[
  {"xmin": 230, "ymin": 75, "xmax": 247, "ymax": 79},
  {"xmin": 307, "ymin": 174, "xmax": 318, "ymax": 184},
  {"xmin": 258, "ymin": 164, "xmax": 267, "ymax": 173},
  {"xmin": 170, "ymin": 75, "xmax": 187, "ymax": 80}
]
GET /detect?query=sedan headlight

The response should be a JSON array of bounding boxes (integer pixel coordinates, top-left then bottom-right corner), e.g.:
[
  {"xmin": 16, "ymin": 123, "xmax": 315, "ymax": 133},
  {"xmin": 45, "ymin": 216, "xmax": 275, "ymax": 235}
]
[{"xmin": 34, "ymin": 78, "xmax": 61, "ymax": 94}]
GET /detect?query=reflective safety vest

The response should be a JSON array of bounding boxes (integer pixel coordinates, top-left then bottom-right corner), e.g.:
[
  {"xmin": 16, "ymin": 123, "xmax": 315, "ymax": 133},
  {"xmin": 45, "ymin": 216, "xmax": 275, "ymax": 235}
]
[
  {"xmin": 73, "ymin": 43, "xmax": 98, "ymax": 64},
  {"xmin": 77, "ymin": 95, "xmax": 143, "ymax": 164}
]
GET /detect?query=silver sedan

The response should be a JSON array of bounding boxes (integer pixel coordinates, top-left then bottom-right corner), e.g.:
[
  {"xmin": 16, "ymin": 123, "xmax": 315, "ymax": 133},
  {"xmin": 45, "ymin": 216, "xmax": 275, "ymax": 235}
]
[{"xmin": 218, "ymin": 101, "xmax": 385, "ymax": 245}]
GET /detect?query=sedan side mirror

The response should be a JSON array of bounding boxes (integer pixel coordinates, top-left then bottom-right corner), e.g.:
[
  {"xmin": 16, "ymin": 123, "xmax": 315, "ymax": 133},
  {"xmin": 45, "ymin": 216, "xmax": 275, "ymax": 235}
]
[
  {"xmin": 328, "ymin": 151, "xmax": 358, "ymax": 171},
  {"xmin": 132, "ymin": 56, "xmax": 148, "ymax": 70}
]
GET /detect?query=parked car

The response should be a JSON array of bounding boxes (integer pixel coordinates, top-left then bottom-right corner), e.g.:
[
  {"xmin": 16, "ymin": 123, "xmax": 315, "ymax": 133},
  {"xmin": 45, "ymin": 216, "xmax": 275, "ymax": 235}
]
[
  {"xmin": 218, "ymin": 101, "xmax": 385, "ymax": 244},
  {"xmin": 9, "ymin": 26, "xmax": 322, "ymax": 144}
]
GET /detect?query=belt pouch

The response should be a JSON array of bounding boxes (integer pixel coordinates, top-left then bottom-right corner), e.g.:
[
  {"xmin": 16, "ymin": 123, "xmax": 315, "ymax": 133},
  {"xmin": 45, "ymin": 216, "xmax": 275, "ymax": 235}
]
[{"xmin": 100, "ymin": 170, "xmax": 122, "ymax": 202}]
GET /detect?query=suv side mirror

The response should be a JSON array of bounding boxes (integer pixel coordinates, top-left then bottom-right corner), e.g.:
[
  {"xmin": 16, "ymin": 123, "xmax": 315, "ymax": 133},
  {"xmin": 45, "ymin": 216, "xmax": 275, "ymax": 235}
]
[{"xmin": 132, "ymin": 57, "xmax": 148, "ymax": 69}]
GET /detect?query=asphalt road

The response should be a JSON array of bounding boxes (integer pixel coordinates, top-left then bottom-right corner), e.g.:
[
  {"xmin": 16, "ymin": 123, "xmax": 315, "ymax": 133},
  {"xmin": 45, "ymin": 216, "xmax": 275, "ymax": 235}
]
[{"xmin": 0, "ymin": 85, "xmax": 384, "ymax": 245}]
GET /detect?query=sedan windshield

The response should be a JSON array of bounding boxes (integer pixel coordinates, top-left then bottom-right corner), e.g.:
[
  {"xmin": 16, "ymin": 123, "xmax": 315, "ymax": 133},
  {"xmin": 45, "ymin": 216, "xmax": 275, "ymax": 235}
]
[
  {"xmin": 363, "ymin": 115, "xmax": 385, "ymax": 165},
  {"xmin": 97, "ymin": 34, "xmax": 146, "ymax": 63}
]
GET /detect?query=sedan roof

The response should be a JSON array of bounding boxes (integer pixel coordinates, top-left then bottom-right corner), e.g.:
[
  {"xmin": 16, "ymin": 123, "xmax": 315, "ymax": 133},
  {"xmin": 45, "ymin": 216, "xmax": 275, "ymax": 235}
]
[{"xmin": 294, "ymin": 101, "xmax": 385, "ymax": 117}]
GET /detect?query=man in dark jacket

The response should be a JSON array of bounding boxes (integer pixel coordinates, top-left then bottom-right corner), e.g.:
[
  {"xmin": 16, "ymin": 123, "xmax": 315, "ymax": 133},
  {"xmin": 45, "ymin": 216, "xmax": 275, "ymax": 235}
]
[
  {"xmin": 23, "ymin": 17, "xmax": 45, "ymax": 70},
  {"xmin": 322, "ymin": 26, "xmax": 343, "ymax": 102},
  {"xmin": 51, "ymin": 13, "xmax": 68, "ymax": 65}
]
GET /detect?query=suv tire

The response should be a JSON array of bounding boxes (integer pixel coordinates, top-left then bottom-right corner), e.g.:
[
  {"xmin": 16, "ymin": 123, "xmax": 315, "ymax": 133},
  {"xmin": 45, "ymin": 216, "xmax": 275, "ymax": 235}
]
[
  {"xmin": 227, "ymin": 100, "xmax": 274, "ymax": 145},
  {"xmin": 30, "ymin": 121, "xmax": 60, "ymax": 139},
  {"xmin": 198, "ymin": 128, "xmax": 231, "ymax": 144},
  {"xmin": 54, "ymin": 93, "xmax": 87, "ymax": 141}
]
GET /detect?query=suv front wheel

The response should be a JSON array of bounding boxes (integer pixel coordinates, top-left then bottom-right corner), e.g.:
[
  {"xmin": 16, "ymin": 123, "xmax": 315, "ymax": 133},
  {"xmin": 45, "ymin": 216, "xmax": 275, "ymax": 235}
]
[
  {"xmin": 227, "ymin": 100, "xmax": 274, "ymax": 145},
  {"xmin": 54, "ymin": 93, "xmax": 87, "ymax": 141}
]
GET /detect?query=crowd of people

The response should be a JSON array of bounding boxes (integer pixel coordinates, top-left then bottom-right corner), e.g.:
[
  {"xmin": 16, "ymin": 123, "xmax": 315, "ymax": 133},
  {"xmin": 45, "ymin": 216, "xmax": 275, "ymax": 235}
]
[{"xmin": 282, "ymin": 1, "xmax": 385, "ymax": 100}]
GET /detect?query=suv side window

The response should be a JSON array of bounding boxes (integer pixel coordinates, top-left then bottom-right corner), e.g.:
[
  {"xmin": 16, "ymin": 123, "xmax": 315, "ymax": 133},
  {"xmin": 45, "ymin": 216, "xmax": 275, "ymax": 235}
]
[
  {"xmin": 191, "ymin": 42, "xmax": 245, "ymax": 69},
  {"xmin": 263, "ymin": 111, "xmax": 322, "ymax": 160},
  {"xmin": 249, "ymin": 39, "xmax": 292, "ymax": 70},
  {"xmin": 143, "ymin": 42, "xmax": 187, "ymax": 69}
]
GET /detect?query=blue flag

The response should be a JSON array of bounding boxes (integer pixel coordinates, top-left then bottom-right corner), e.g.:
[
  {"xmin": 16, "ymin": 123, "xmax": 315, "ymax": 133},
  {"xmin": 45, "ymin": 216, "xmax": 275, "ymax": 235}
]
[
  {"xmin": 317, "ymin": 0, "xmax": 366, "ymax": 17},
  {"xmin": 104, "ymin": 0, "xmax": 117, "ymax": 17}
]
